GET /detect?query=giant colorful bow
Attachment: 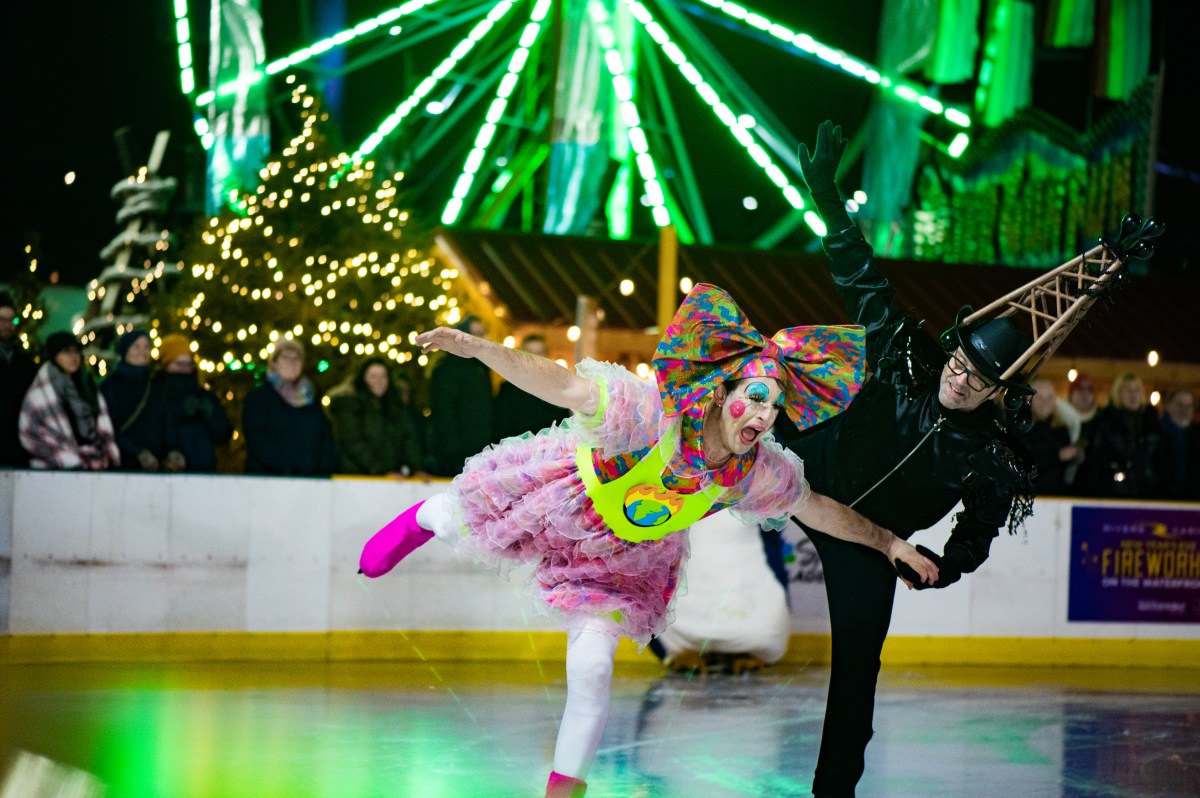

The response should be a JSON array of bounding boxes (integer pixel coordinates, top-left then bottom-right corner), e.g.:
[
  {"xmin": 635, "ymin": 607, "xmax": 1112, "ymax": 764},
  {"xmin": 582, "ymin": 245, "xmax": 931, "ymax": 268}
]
[{"xmin": 653, "ymin": 283, "xmax": 865, "ymax": 431}]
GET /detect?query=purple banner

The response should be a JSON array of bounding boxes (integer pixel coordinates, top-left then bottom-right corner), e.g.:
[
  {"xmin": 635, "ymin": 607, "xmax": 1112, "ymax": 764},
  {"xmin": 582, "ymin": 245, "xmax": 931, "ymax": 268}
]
[{"xmin": 1069, "ymin": 505, "xmax": 1200, "ymax": 623}]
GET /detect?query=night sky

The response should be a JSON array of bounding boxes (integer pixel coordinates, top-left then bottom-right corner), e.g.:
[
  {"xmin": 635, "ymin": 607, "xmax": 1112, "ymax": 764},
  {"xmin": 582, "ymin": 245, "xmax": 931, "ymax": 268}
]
[{"xmin": 9, "ymin": 0, "xmax": 1198, "ymax": 288}]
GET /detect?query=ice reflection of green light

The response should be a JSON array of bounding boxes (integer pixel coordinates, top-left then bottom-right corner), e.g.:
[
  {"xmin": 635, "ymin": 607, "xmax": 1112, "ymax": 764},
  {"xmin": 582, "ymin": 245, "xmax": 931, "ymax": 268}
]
[{"xmin": 80, "ymin": 687, "xmax": 521, "ymax": 796}]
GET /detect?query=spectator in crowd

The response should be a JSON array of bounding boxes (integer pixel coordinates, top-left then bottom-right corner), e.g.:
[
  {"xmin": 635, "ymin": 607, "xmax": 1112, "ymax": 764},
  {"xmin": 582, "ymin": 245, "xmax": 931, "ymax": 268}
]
[
  {"xmin": 394, "ymin": 372, "xmax": 434, "ymax": 473},
  {"xmin": 330, "ymin": 356, "xmax": 425, "ymax": 478},
  {"xmin": 101, "ymin": 329, "xmax": 183, "ymax": 472},
  {"xmin": 18, "ymin": 331, "xmax": 119, "ymax": 470},
  {"xmin": 158, "ymin": 333, "xmax": 233, "ymax": 473},
  {"xmin": 1158, "ymin": 388, "xmax": 1200, "ymax": 500},
  {"xmin": 428, "ymin": 315, "xmax": 494, "ymax": 476},
  {"xmin": 1026, "ymin": 378, "xmax": 1082, "ymax": 496},
  {"xmin": 493, "ymin": 334, "xmax": 569, "ymax": 441},
  {"xmin": 0, "ymin": 292, "xmax": 39, "ymax": 467},
  {"xmin": 1063, "ymin": 372, "xmax": 1099, "ymax": 486},
  {"xmin": 242, "ymin": 338, "xmax": 336, "ymax": 476},
  {"xmin": 1077, "ymin": 372, "xmax": 1162, "ymax": 498},
  {"xmin": 1067, "ymin": 373, "xmax": 1099, "ymax": 427}
]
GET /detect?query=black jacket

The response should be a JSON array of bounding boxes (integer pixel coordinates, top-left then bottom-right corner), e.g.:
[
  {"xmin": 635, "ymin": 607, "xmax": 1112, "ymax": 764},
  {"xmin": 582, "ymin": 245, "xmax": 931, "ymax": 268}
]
[
  {"xmin": 162, "ymin": 371, "xmax": 233, "ymax": 472},
  {"xmin": 428, "ymin": 355, "xmax": 494, "ymax": 476},
  {"xmin": 100, "ymin": 362, "xmax": 179, "ymax": 470},
  {"xmin": 0, "ymin": 343, "xmax": 39, "ymax": 466},
  {"xmin": 780, "ymin": 226, "xmax": 1033, "ymax": 577},
  {"xmin": 242, "ymin": 383, "xmax": 337, "ymax": 477},
  {"xmin": 1077, "ymin": 404, "xmax": 1163, "ymax": 498},
  {"xmin": 330, "ymin": 390, "xmax": 422, "ymax": 476}
]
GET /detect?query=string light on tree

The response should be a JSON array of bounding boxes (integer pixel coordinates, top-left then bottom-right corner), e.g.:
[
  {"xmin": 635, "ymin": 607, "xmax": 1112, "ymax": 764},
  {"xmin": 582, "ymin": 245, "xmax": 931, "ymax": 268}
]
[
  {"xmin": 151, "ymin": 76, "xmax": 457, "ymax": 404},
  {"xmin": 79, "ymin": 130, "xmax": 180, "ymax": 372}
]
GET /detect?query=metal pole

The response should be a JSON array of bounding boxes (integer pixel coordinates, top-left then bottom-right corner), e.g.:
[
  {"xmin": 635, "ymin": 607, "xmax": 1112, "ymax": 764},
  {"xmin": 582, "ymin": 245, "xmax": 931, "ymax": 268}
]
[
  {"xmin": 575, "ymin": 295, "xmax": 598, "ymax": 365},
  {"xmin": 657, "ymin": 224, "xmax": 678, "ymax": 333}
]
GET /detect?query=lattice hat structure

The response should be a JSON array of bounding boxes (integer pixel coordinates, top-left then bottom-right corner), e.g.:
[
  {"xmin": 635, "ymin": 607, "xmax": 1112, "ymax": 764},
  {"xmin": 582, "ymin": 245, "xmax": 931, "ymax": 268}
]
[{"xmin": 943, "ymin": 213, "xmax": 1165, "ymax": 404}]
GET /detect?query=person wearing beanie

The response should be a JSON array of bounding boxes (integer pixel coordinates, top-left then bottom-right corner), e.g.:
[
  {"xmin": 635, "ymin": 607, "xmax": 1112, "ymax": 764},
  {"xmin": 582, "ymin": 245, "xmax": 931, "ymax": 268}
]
[
  {"xmin": 158, "ymin": 334, "xmax": 192, "ymax": 367},
  {"xmin": 18, "ymin": 331, "xmax": 119, "ymax": 469},
  {"xmin": 1067, "ymin": 372, "xmax": 1098, "ymax": 425},
  {"xmin": 100, "ymin": 329, "xmax": 183, "ymax": 472},
  {"xmin": 158, "ymin": 333, "xmax": 233, "ymax": 472},
  {"xmin": 241, "ymin": 336, "xmax": 336, "ymax": 476},
  {"xmin": 0, "ymin": 292, "xmax": 39, "ymax": 467}
]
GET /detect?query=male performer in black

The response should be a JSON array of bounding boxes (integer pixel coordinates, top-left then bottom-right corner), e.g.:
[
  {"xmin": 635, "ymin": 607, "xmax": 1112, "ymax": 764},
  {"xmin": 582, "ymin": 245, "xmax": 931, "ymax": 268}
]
[{"xmin": 784, "ymin": 120, "xmax": 1038, "ymax": 796}]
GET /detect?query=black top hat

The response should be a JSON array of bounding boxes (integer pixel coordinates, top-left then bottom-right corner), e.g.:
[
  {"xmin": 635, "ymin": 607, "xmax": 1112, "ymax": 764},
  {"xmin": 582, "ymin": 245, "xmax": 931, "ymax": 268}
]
[{"xmin": 940, "ymin": 307, "xmax": 1035, "ymax": 395}]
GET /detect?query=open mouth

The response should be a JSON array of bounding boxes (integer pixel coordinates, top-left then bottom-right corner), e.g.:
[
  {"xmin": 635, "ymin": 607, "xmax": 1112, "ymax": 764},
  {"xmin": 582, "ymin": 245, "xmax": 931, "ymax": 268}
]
[{"xmin": 739, "ymin": 426, "xmax": 763, "ymax": 446}]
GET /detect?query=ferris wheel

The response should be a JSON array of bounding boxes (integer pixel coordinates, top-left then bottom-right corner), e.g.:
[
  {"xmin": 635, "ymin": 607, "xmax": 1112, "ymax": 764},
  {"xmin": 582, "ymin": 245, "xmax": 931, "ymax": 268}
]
[{"xmin": 168, "ymin": 0, "xmax": 968, "ymax": 248}]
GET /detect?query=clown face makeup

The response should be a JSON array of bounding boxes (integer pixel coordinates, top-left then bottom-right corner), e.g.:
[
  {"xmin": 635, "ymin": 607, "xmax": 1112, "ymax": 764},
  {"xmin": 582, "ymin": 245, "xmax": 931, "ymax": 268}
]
[{"xmin": 706, "ymin": 378, "xmax": 784, "ymax": 463}]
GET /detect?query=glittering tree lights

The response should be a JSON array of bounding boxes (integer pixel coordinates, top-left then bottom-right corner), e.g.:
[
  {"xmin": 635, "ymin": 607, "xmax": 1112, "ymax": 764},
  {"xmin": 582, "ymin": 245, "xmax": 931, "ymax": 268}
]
[
  {"xmin": 154, "ymin": 76, "xmax": 460, "ymax": 403},
  {"xmin": 80, "ymin": 130, "xmax": 179, "ymax": 371}
]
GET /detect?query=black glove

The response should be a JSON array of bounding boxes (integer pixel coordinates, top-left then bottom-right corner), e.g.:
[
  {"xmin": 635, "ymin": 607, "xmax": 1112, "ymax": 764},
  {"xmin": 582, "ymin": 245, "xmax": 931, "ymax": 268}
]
[
  {"xmin": 798, "ymin": 120, "xmax": 846, "ymax": 195},
  {"xmin": 798, "ymin": 120, "xmax": 852, "ymax": 233},
  {"xmin": 894, "ymin": 544, "xmax": 964, "ymax": 590}
]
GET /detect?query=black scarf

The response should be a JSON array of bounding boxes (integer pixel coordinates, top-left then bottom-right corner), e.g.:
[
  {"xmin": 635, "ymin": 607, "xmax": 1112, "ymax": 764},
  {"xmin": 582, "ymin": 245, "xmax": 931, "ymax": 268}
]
[{"xmin": 47, "ymin": 363, "xmax": 100, "ymax": 444}]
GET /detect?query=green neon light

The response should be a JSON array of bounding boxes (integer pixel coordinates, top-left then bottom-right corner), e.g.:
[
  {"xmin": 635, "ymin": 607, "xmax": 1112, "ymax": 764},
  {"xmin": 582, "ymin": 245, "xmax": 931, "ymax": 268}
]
[
  {"xmin": 172, "ymin": 0, "xmax": 196, "ymax": 96},
  {"xmin": 947, "ymin": 132, "xmax": 970, "ymax": 158},
  {"xmin": 697, "ymin": 0, "xmax": 972, "ymax": 138},
  {"xmin": 353, "ymin": 0, "xmax": 521, "ymax": 163},
  {"xmin": 441, "ymin": 0, "xmax": 553, "ymax": 224},
  {"xmin": 192, "ymin": 0, "xmax": 445, "ymax": 109},
  {"xmin": 624, "ymin": 0, "xmax": 810, "ymax": 229},
  {"xmin": 608, "ymin": 165, "xmax": 631, "ymax": 238},
  {"xmin": 590, "ymin": 0, "xmax": 671, "ymax": 228}
]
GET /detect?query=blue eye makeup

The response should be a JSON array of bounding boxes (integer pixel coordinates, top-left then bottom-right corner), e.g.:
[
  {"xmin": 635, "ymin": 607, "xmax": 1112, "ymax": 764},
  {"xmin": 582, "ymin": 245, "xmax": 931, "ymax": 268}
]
[{"xmin": 746, "ymin": 381, "xmax": 770, "ymax": 402}]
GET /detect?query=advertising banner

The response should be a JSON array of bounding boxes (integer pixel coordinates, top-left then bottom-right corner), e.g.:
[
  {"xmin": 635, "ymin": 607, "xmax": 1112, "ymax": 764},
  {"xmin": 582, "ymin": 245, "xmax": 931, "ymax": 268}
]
[{"xmin": 1069, "ymin": 505, "xmax": 1200, "ymax": 623}]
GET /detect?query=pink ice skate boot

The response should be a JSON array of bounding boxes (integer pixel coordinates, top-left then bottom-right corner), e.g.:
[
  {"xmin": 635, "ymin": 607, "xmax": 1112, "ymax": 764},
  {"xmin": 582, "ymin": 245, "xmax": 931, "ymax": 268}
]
[
  {"xmin": 545, "ymin": 771, "xmax": 587, "ymax": 798},
  {"xmin": 358, "ymin": 501, "xmax": 433, "ymax": 578}
]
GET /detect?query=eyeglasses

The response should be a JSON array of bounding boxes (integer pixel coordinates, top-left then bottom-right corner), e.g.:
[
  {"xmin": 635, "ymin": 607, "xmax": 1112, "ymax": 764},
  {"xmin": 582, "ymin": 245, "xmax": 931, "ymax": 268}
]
[{"xmin": 946, "ymin": 352, "xmax": 995, "ymax": 392}]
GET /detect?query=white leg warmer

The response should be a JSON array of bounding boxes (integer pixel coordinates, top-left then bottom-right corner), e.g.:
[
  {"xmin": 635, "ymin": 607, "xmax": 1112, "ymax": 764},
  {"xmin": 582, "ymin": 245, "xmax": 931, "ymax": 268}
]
[
  {"xmin": 552, "ymin": 619, "xmax": 620, "ymax": 780},
  {"xmin": 415, "ymin": 492, "xmax": 460, "ymax": 544}
]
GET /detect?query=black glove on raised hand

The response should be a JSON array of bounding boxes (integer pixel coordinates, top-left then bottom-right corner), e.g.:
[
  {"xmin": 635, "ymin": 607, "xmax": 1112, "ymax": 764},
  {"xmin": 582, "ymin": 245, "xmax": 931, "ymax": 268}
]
[
  {"xmin": 798, "ymin": 120, "xmax": 852, "ymax": 233},
  {"xmin": 894, "ymin": 544, "xmax": 964, "ymax": 590}
]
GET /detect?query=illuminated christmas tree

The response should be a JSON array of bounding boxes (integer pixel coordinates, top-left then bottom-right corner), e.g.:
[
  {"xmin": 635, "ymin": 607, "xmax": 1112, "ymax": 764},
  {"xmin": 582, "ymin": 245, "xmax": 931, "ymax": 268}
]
[
  {"xmin": 152, "ymin": 76, "xmax": 462, "ymax": 410},
  {"xmin": 80, "ymin": 130, "xmax": 179, "ymax": 372}
]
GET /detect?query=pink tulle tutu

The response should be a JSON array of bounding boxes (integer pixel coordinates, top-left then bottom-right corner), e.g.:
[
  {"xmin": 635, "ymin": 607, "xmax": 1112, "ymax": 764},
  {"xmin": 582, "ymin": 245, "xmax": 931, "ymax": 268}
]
[{"xmin": 445, "ymin": 359, "xmax": 807, "ymax": 645}]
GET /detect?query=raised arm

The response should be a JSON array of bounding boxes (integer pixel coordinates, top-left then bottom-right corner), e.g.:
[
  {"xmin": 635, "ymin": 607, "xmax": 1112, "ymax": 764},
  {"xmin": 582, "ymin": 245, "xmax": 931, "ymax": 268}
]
[
  {"xmin": 792, "ymin": 490, "xmax": 940, "ymax": 587},
  {"xmin": 416, "ymin": 327, "xmax": 599, "ymax": 414}
]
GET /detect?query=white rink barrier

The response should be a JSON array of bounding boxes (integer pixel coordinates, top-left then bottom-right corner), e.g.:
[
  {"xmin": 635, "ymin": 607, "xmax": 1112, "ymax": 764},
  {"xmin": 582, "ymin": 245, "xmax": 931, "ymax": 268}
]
[{"xmin": 1, "ymin": 471, "xmax": 1196, "ymax": 663}]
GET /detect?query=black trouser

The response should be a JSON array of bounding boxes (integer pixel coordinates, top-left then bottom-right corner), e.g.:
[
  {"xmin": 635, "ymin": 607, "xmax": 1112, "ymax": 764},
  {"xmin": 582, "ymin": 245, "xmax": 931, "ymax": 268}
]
[{"xmin": 806, "ymin": 527, "xmax": 898, "ymax": 797}]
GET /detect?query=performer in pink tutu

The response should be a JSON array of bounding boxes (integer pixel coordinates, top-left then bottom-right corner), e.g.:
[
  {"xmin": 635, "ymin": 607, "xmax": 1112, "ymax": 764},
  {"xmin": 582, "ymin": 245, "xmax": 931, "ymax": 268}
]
[{"xmin": 359, "ymin": 283, "xmax": 938, "ymax": 798}]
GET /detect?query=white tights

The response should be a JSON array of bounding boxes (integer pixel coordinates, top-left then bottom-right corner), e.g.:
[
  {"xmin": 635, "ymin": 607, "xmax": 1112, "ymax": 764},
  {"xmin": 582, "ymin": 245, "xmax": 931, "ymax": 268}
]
[
  {"xmin": 553, "ymin": 620, "xmax": 619, "ymax": 779},
  {"xmin": 415, "ymin": 492, "xmax": 460, "ymax": 543},
  {"xmin": 415, "ymin": 492, "xmax": 620, "ymax": 781}
]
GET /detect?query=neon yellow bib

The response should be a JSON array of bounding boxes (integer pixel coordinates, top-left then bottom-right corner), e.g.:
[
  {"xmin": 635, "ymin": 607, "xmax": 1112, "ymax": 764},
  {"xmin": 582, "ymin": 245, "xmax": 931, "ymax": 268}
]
[{"xmin": 575, "ymin": 426, "xmax": 725, "ymax": 543}]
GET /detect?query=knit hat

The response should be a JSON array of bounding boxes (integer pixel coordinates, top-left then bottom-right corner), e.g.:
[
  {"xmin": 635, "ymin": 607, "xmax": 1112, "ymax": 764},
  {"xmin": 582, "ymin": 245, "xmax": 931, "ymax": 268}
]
[
  {"xmin": 269, "ymin": 338, "xmax": 305, "ymax": 365},
  {"xmin": 159, "ymin": 334, "xmax": 192, "ymax": 364},
  {"xmin": 1068, "ymin": 373, "xmax": 1095, "ymax": 398},
  {"xmin": 115, "ymin": 329, "xmax": 151, "ymax": 360},
  {"xmin": 44, "ymin": 331, "xmax": 82, "ymax": 361}
]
